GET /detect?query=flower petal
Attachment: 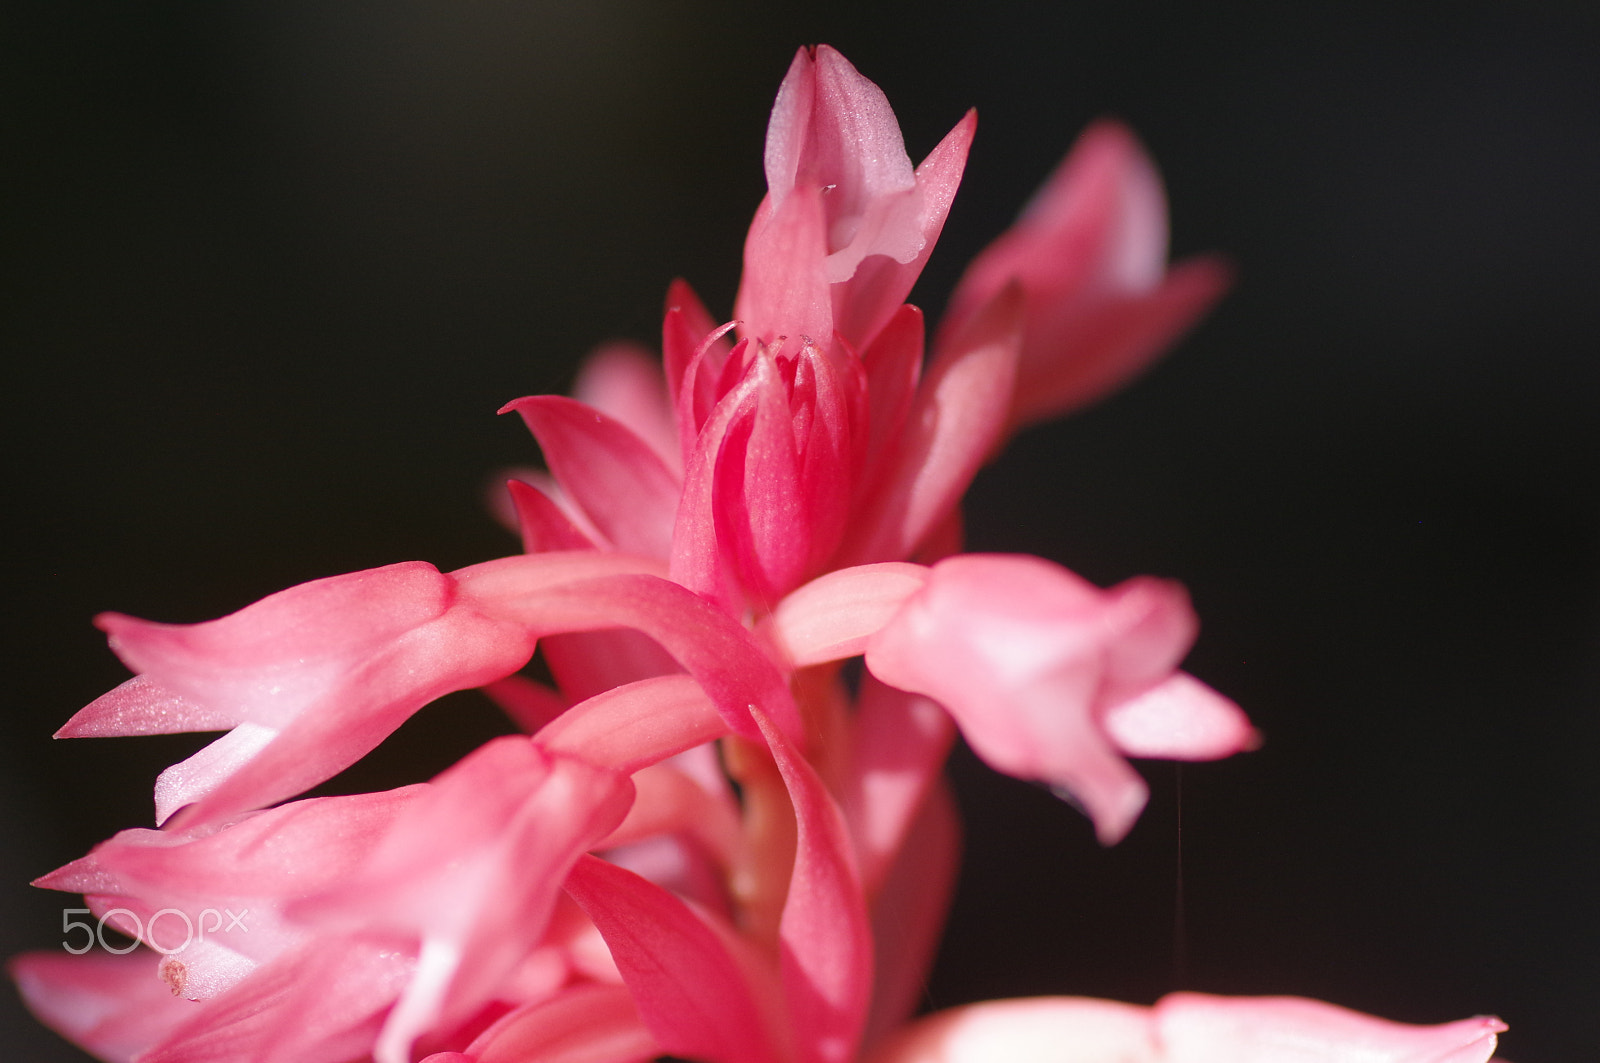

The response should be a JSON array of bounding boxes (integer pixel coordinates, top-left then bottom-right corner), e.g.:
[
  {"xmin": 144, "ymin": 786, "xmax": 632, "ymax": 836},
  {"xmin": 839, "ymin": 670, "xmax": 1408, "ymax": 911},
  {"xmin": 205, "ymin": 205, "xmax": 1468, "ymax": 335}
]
[
  {"xmin": 757, "ymin": 708, "xmax": 873, "ymax": 1063},
  {"xmin": 839, "ymin": 285, "xmax": 1022, "ymax": 567},
  {"xmin": 566, "ymin": 854, "xmax": 783, "ymax": 1063},
  {"xmin": 503, "ymin": 395, "xmax": 681, "ymax": 558}
]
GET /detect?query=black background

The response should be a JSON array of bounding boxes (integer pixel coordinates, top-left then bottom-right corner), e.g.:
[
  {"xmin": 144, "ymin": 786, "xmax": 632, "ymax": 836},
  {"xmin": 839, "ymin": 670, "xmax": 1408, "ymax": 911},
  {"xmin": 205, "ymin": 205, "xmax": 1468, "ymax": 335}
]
[{"xmin": 4, "ymin": 3, "xmax": 1597, "ymax": 1060}]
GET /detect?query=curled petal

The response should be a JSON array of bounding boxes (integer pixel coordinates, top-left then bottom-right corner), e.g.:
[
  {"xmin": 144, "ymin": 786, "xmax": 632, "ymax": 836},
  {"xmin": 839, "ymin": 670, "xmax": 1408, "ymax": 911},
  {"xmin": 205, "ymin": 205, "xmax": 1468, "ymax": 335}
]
[
  {"xmin": 865, "ymin": 554, "xmax": 1238, "ymax": 844},
  {"xmin": 69, "ymin": 561, "xmax": 552, "ymax": 827}
]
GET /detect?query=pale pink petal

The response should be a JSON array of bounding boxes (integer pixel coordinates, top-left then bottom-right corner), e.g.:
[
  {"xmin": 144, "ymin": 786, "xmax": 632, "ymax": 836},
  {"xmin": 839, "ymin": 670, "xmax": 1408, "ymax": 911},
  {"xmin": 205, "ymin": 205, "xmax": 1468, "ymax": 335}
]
[
  {"xmin": 503, "ymin": 395, "xmax": 681, "ymax": 558},
  {"xmin": 839, "ymin": 285, "xmax": 1023, "ymax": 567},
  {"xmin": 137, "ymin": 943, "xmax": 413, "ymax": 1063},
  {"xmin": 756, "ymin": 708, "xmax": 873, "ymax": 1063},
  {"xmin": 828, "ymin": 108, "xmax": 977, "ymax": 350},
  {"xmin": 762, "ymin": 562, "xmax": 930, "ymax": 668},
  {"xmin": 599, "ymin": 761, "xmax": 743, "ymax": 873},
  {"xmin": 737, "ymin": 183, "xmax": 835, "ymax": 348},
  {"xmin": 1102, "ymin": 672, "xmax": 1258, "ymax": 760},
  {"xmin": 739, "ymin": 46, "xmax": 975, "ymax": 352},
  {"xmin": 79, "ymin": 560, "xmax": 553, "ymax": 827},
  {"xmin": 1153, "ymin": 992, "xmax": 1505, "ymax": 1063},
  {"xmin": 866, "ymin": 996, "xmax": 1158, "ymax": 1063},
  {"xmin": 662, "ymin": 277, "xmax": 722, "ymax": 410},
  {"xmin": 861, "ymin": 778, "xmax": 961, "ymax": 1051},
  {"xmin": 34, "ymin": 785, "xmax": 422, "ymax": 999},
  {"xmin": 464, "ymin": 984, "xmax": 659, "ymax": 1063},
  {"xmin": 293, "ymin": 738, "xmax": 634, "ymax": 1063},
  {"xmin": 10, "ymin": 950, "xmax": 196, "ymax": 1063},
  {"xmin": 566, "ymin": 854, "xmax": 784, "ymax": 1063},
  {"xmin": 857, "ymin": 304, "xmax": 924, "ymax": 491},
  {"xmin": 572, "ymin": 341, "xmax": 681, "ymax": 475},
  {"xmin": 56, "ymin": 674, "xmax": 235, "ymax": 737}
]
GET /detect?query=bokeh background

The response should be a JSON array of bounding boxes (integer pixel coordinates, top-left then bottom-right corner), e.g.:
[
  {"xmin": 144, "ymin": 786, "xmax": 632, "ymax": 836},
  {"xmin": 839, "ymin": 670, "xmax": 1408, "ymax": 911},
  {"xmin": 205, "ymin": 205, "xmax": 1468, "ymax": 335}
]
[{"xmin": 5, "ymin": 2, "xmax": 1597, "ymax": 1059}]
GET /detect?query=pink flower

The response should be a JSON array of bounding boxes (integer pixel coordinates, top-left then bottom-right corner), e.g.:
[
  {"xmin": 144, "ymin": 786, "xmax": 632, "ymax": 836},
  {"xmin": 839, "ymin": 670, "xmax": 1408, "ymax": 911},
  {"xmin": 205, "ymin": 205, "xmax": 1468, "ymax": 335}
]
[
  {"xmin": 19, "ymin": 40, "xmax": 1506, "ymax": 1063},
  {"xmin": 736, "ymin": 45, "xmax": 976, "ymax": 354},
  {"xmin": 939, "ymin": 120, "xmax": 1233, "ymax": 433},
  {"xmin": 864, "ymin": 554, "xmax": 1255, "ymax": 843},
  {"xmin": 23, "ymin": 737, "xmax": 633, "ymax": 1063}
]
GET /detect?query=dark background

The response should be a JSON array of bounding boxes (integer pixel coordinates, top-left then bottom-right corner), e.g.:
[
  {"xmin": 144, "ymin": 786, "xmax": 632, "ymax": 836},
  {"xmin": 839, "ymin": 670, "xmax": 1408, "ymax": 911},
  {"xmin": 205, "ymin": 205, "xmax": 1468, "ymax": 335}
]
[{"xmin": 4, "ymin": 2, "xmax": 1597, "ymax": 1059}]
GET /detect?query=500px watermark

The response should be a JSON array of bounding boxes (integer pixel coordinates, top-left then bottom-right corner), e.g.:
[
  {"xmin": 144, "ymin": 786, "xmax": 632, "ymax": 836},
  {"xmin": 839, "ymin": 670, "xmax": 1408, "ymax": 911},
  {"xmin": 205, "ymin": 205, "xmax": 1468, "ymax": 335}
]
[{"xmin": 61, "ymin": 907, "xmax": 249, "ymax": 955}]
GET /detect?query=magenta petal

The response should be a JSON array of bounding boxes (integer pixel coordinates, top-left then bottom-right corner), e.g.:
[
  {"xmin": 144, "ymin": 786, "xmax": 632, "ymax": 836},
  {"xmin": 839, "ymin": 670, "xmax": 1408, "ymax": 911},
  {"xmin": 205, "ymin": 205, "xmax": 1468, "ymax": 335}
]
[
  {"xmin": 566, "ymin": 854, "xmax": 783, "ymax": 1063},
  {"xmin": 756, "ymin": 708, "xmax": 873, "ymax": 1063},
  {"xmin": 503, "ymin": 395, "xmax": 681, "ymax": 558},
  {"xmin": 840, "ymin": 285, "xmax": 1023, "ymax": 566},
  {"xmin": 572, "ymin": 341, "xmax": 681, "ymax": 476},
  {"xmin": 465, "ymin": 984, "xmax": 659, "ymax": 1063},
  {"xmin": 857, "ymin": 304, "xmax": 924, "ymax": 491},
  {"xmin": 662, "ymin": 278, "xmax": 721, "ymax": 408},
  {"xmin": 506, "ymin": 479, "xmax": 597, "ymax": 554}
]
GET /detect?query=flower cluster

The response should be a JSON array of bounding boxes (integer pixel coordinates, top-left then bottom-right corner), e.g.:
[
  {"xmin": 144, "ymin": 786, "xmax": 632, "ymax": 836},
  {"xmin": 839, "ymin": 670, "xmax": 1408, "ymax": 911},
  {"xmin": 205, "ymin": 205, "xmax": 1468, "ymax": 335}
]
[{"xmin": 15, "ymin": 45, "xmax": 1504, "ymax": 1063}]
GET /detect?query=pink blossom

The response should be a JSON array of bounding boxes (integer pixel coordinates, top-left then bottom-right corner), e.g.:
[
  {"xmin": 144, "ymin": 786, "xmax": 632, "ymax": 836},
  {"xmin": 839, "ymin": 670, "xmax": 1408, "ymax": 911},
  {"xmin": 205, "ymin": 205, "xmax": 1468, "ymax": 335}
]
[
  {"xmin": 939, "ymin": 120, "xmax": 1233, "ymax": 434},
  {"xmin": 18, "ymin": 40, "xmax": 1507, "ymax": 1063},
  {"xmin": 736, "ymin": 44, "xmax": 975, "ymax": 354}
]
